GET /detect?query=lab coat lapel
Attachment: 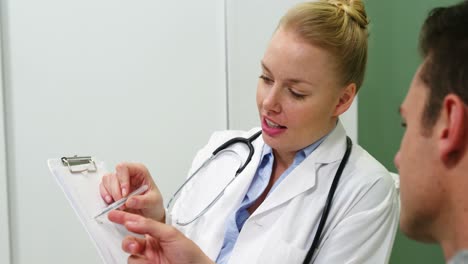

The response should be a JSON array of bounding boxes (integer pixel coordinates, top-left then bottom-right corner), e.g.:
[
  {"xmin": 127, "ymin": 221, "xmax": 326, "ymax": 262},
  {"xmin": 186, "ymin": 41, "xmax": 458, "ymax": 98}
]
[{"xmin": 251, "ymin": 121, "xmax": 348, "ymax": 218}]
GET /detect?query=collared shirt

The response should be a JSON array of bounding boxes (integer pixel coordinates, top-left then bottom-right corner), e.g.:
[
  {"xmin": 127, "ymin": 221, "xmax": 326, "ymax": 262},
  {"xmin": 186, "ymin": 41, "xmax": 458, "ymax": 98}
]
[
  {"xmin": 216, "ymin": 136, "xmax": 327, "ymax": 264},
  {"xmin": 448, "ymin": 250, "xmax": 468, "ymax": 264}
]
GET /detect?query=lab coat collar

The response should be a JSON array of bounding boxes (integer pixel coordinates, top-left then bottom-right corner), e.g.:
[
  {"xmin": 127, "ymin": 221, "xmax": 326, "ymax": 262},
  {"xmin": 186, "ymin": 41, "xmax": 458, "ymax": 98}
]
[
  {"xmin": 250, "ymin": 120, "xmax": 348, "ymax": 218},
  {"xmin": 312, "ymin": 120, "xmax": 348, "ymax": 164}
]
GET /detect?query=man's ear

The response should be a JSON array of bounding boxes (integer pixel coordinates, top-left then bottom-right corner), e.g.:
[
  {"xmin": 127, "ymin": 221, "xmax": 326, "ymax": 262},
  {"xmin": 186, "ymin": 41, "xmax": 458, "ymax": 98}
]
[
  {"xmin": 439, "ymin": 94, "xmax": 467, "ymax": 163},
  {"xmin": 333, "ymin": 83, "xmax": 357, "ymax": 117}
]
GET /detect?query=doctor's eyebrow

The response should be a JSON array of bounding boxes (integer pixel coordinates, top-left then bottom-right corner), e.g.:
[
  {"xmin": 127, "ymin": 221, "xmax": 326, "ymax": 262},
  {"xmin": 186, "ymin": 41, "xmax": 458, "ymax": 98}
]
[
  {"xmin": 260, "ymin": 61, "xmax": 272, "ymax": 75},
  {"xmin": 260, "ymin": 61, "xmax": 315, "ymax": 86}
]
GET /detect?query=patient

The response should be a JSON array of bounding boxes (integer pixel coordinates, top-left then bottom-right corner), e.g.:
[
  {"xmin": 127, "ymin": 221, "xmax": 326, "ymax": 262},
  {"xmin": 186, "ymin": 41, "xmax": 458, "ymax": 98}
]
[{"xmin": 394, "ymin": 1, "xmax": 468, "ymax": 263}]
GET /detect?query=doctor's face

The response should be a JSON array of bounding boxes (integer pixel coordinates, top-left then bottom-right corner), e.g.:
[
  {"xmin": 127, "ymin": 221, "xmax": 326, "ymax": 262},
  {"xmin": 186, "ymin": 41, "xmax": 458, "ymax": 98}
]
[
  {"xmin": 395, "ymin": 64, "xmax": 444, "ymax": 242},
  {"xmin": 257, "ymin": 27, "xmax": 344, "ymax": 154}
]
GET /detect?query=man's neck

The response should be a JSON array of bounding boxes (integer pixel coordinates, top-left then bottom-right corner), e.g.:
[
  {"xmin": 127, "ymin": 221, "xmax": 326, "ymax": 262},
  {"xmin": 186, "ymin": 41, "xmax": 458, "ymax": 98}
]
[{"xmin": 439, "ymin": 166, "xmax": 468, "ymax": 261}]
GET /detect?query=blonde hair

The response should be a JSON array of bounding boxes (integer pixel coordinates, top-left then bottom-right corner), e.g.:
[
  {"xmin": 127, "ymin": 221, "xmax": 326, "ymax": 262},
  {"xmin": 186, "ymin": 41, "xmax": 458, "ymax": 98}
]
[{"xmin": 279, "ymin": 0, "xmax": 369, "ymax": 91}]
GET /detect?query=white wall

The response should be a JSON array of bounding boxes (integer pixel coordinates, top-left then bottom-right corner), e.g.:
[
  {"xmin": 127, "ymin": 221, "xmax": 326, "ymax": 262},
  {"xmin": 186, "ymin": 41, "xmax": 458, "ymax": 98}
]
[
  {"xmin": 226, "ymin": 0, "xmax": 358, "ymax": 142},
  {"xmin": 1, "ymin": 0, "xmax": 226, "ymax": 263}
]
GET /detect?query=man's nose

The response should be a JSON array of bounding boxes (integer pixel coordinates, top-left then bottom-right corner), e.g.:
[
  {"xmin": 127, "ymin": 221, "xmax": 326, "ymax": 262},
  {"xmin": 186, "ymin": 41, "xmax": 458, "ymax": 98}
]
[{"xmin": 394, "ymin": 150, "xmax": 401, "ymax": 171}]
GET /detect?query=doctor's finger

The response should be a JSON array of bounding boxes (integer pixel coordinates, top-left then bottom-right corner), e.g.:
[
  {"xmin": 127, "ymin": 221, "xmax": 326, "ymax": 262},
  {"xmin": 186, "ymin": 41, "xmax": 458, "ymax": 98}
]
[
  {"xmin": 122, "ymin": 235, "xmax": 146, "ymax": 255},
  {"xmin": 128, "ymin": 254, "xmax": 149, "ymax": 264},
  {"xmin": 116, "ymin": 163, "xmax": 131, "ymax": 197},
  {"xmin": 108, "ymin": 172, "xmax": 124, "ymax": 202},
  {"xmin": 108, "ymin": 209, "xmax": 140, "ymax": 225},
  {"xmin": 125, "ymin": 190, "xmax": 160, "ymax": 210},
  {"xmin": 125, "ymin": 215, "xmax": 180, "ymax": 242},
  {"xmin": 125, "ymin": 163, "xmax": 155, "ymax": 186},
  {"xmin": 101, "ymin": 173, "xmax": 119, "ymax": 202},
  {"xmin": 99, "ymin": 182, "xmax": 113, "ymax": 204},
  {"xmin": 102, "ymin": 172, "xmax": 124, "ymax": 202},
  {"xmin": 109, "ymin": 210, "xmax": 177, "ymax": 241}
]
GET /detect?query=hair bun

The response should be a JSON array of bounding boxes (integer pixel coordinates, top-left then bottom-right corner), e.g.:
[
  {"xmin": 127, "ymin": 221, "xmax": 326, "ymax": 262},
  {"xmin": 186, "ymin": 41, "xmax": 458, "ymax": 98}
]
[{"xmin": 329, "ymin": 0, "xmax": 369, "ymax": 29}]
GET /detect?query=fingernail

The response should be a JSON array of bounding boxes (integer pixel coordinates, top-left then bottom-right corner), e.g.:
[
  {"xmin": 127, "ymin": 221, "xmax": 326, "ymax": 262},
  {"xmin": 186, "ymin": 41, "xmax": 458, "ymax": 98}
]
[
  {"xmin": 105, "ymin": 195, "xmax": 112, "ymax": 203},
  {"xmin": 122, "ymin": 187, "xmax": 127, "ymax": 197},
  {"xmin": 129, "ymin": 242, "xmax": 137, "ymax": 252}
]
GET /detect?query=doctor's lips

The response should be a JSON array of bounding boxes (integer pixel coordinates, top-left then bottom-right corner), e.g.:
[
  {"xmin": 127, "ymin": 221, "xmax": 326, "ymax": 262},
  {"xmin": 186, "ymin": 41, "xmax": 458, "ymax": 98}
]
[{"xmin": 262, "ymin": 117, "xmax": 287, "ymax": 136}]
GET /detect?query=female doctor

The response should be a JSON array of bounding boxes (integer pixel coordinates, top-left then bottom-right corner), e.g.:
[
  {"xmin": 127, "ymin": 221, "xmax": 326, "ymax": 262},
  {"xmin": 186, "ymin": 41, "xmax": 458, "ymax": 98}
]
[{"xmin": 101, "ymin": 1, "xmax": 399, "ymax": 263}]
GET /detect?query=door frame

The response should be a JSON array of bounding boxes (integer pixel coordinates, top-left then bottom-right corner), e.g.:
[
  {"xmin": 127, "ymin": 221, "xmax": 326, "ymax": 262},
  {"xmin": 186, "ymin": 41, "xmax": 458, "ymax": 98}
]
[{"xmin": 0, "ymin": 1, "xmax": 12, "ymax": 262}]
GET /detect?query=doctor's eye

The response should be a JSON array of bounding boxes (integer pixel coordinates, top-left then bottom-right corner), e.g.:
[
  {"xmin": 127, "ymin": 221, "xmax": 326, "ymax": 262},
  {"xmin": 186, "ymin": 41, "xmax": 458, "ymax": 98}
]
[
  {"xmin": 400, "ymin": 121, "xmax": 407, "ymax": 128},
  {"xmin": 259, "ymin": 75, "xmax": 274, "ymax": 85},
  {"xmin": 288, "ymin": 88, "xmax": 306, "ymax": 100}
]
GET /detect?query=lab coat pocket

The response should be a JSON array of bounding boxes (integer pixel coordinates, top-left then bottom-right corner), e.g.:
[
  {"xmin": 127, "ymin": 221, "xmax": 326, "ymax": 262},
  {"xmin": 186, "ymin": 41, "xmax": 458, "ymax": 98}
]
[{"xmin": 257, "ymin": 239, "xmax": 308, "ymax": 264}]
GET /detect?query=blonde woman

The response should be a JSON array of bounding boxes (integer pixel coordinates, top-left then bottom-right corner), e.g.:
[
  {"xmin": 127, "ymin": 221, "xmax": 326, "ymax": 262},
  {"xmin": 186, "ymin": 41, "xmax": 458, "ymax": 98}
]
[{"xmin": 101, "ymin": 1, "xmax": 399, "ymax": 263}]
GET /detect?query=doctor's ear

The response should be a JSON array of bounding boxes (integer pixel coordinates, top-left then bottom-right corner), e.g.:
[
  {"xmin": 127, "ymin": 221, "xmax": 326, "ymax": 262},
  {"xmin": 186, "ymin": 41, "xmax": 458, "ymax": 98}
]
[
  {"xmin": 438, "ymin": 94, "xmax": 468, "ymax": 164},
  {"xmin": 333, "ymin": 83, "xmax": 356, "ymax": 117}
]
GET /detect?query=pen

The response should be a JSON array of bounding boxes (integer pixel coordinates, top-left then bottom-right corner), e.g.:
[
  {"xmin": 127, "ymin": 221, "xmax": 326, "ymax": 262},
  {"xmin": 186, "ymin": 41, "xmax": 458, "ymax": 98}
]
[{"xmin": 94, "ymin": 184, "xmax": 149, "ymax": 220}]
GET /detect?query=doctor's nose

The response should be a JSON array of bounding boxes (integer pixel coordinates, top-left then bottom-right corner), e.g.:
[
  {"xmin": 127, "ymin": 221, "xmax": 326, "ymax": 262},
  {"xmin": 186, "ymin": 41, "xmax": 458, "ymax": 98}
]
[{"xmin": 262, "ymin": 87, "xmax": 282, "ymax": 113}]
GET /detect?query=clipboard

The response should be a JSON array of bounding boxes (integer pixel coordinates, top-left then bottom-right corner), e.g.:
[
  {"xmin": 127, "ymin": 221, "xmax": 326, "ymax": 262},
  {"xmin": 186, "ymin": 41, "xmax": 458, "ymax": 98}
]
[{"xmin": 48, "ymin": 156, "xmax": 131, "ymax": 264}]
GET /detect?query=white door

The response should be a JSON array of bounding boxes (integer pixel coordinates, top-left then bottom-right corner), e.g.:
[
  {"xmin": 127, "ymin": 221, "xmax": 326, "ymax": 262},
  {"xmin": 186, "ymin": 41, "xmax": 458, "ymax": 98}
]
[{"xmin": 0, "ymin": 20, "xmax": 11, "ymax": 264}]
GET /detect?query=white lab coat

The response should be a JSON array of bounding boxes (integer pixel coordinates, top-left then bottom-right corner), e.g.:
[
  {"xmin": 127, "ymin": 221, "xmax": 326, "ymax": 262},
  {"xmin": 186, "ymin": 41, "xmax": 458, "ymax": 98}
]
[{"xmin": 168, "ymin": 121, "xmax": 399, "ymax": 264}]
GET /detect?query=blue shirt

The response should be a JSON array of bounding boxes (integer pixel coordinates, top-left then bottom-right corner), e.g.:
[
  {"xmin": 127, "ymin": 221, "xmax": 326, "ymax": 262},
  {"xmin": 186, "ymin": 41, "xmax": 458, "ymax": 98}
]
[{"xmin": 216, "ymin": 137, "xmax": 327, "ymax": 264}]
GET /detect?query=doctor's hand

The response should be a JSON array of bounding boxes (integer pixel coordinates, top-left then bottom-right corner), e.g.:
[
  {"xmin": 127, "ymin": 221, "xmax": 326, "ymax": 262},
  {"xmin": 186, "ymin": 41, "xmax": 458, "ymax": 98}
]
[
  {"xmin": 100, "ymin": 162, "xmax": 165, "ymax": 222},
  {"xmin": 109, "ymin": 210, "xmax": 214, "ymax": 264}
]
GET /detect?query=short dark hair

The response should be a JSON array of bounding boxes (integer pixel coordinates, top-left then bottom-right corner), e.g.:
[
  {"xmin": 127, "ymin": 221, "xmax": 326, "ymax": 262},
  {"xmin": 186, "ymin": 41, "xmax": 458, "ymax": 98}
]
[{"xmin": 419, "ymin": 0, "xmax": 468, "ymax": 128}]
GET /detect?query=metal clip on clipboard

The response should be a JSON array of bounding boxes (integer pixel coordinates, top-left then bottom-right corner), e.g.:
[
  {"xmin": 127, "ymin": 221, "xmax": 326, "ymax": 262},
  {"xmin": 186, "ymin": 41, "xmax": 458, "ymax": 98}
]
[{"xmin": 61, "ymin": 155, "xmax": 98, "ymax": 173}]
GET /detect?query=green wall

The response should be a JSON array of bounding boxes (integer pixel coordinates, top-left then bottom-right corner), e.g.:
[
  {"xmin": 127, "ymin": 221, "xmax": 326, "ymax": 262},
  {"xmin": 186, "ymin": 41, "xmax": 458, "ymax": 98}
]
[{"xmin": 359, "ymin": 0, "xmax": 459, "ymax": 263}]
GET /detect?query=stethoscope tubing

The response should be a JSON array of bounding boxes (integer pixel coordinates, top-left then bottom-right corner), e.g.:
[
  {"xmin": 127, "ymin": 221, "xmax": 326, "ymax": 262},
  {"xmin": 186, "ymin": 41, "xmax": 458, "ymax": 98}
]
[
  {"xmin": 166, "ymin": 130, "xmax": 352, "ymax": 263},
  {"xmin": 166, "ymin": 131, "xmax": 262, "ymax": 226},
  {"xmin": 303, "ymin": 136, "xmax": 352, "ymax": 263}
]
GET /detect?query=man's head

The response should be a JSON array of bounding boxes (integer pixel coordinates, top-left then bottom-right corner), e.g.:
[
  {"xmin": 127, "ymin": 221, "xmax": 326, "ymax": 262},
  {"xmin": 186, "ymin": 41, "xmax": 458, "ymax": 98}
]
[
  {"xmin": 395, "ymin": 0, "xmax": 468, "ymax": 258},
  {"xmin": 419, "ymin": 0, "xmax": 468, "ymax": 129}
]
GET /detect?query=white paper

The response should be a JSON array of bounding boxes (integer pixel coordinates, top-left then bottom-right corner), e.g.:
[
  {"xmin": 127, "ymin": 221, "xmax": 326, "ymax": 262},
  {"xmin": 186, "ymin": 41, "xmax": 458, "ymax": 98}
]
[{"xmin": 48, "ymin": 158, "xmax": 131, "ymax": 264}]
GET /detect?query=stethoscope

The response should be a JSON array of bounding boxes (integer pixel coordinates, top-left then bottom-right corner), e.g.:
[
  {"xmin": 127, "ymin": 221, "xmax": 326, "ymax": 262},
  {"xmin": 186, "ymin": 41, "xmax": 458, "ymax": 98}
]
[{"xmin": 166, "ymin": 130, "xmax": 352, "ymax": 263}]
